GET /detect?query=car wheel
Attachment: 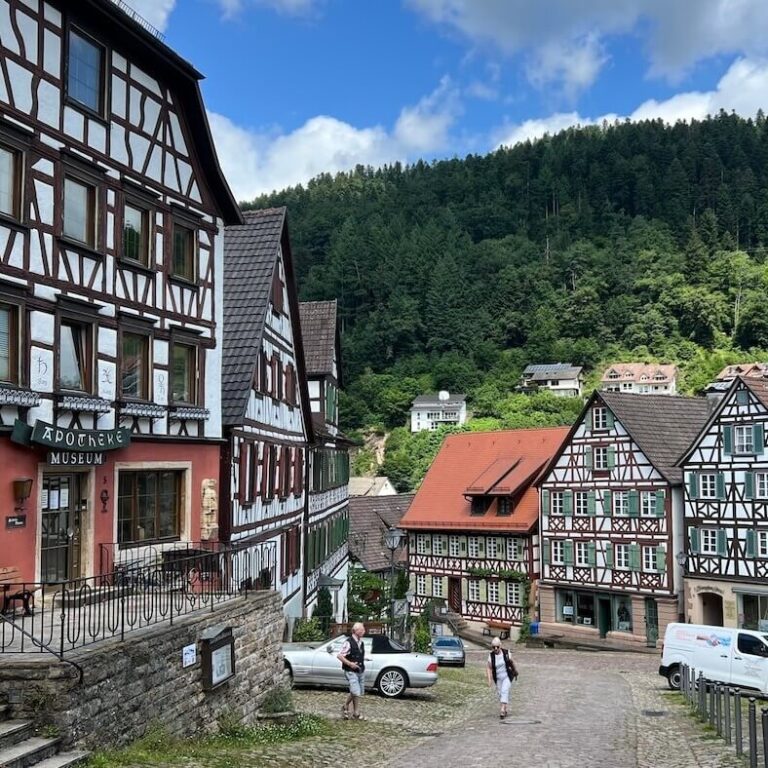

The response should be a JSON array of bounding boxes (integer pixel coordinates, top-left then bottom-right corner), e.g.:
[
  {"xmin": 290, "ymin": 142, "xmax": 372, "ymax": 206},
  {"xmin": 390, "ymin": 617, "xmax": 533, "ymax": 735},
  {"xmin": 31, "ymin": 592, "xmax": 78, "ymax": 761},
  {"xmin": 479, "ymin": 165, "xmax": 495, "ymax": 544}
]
[
  {"xmin": 666, "ymin": 665, "xmax": 681, "ymax": 691},
  {"xmin": 284, "ymin": 662, "xmax": 294, "ymax": 686},
  {"xmin": 377, "ymin": 667, "xmax": 408, "ymax": 698},
  {"xmin": 459, "ymin": 661, "xmax": 465, "ymax": 668}
]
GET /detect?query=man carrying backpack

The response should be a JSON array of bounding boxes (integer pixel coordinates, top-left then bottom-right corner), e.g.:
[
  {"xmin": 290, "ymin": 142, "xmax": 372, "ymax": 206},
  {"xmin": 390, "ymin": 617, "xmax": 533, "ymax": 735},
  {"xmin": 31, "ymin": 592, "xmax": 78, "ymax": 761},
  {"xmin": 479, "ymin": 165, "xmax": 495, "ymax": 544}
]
[{"xmin": 337, "ymin": 621, "xmax": 367, "ymax": 720}]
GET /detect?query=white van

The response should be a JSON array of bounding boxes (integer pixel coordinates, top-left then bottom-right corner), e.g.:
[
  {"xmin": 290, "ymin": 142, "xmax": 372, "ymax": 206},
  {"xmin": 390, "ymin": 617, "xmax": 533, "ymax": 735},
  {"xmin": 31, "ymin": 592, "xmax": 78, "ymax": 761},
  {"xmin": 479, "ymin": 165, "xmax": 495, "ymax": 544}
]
[{"xmin": 660, "ymin": 623, "xmax": 768, "ymax": 692}]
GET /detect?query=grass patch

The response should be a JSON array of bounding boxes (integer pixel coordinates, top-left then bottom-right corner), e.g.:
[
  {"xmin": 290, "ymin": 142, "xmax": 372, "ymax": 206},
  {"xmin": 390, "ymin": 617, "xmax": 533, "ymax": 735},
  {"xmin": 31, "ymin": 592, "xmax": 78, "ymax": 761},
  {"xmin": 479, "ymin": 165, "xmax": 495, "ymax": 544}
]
[{"xmin": 87, "ymin": 715, "xmax": 331, "ymax": 767}]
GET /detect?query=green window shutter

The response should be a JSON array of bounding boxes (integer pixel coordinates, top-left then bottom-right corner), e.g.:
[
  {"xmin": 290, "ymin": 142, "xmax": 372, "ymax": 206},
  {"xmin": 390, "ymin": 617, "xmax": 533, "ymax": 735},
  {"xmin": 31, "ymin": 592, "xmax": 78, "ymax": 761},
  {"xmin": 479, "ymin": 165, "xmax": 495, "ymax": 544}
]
[
  {"xmin": 689, "ymin": 526, "xmax": 700, "ymax": 554},
  {"xmin": 541, "ymin": 489, "xmax": 550, "ymax": 514},
  {"xmin": 747, "ymin": 529, "xmax": 757, "ymax": 558},
  {"xmin": 426, "ymin": 575, "xmax": 433, "ymax": 595},
  {"xmin": 655, "ymin": 490, "xmax": 666, "ymax": 517},
  {"xmin": 585, "ymin": 410, "xmax": 593, "ymax": 431},
  {"xmin": 587, "ymin": 491, "xmax": 596, "ymax": 516},
  {"xmin": 607, "ymin": 446, "xmax": 616, "ymax": 470},
  {"xmin": 688, "ymin": 473, "xmax": 698, "ymax": 500},
  {"xmin": 587, "ymin": 542, "xmax": 596, "ymax": 566},
  {"xmin": 745, "ymin": 471, "xmax": 755, "ymax": 500},
  {"xmin": 737, "ymin": 389, "xmax": 749, "ymax": 405},
  {"xmin": 409, "ymin": 574, "xmax": 416, "ymax": 592},
  {"xmin": 628, "ymin": 490, "xmax": 639, "ymax": 518},
  {"xmin": 655, "ymin": 547, "xmax": 667, "ymax": 572},
  {"xmin": 723, "ymin": 426, "xmax": 733, "ymax": 456},
  {"xmin": 585, "ymin": 446, "xmax": 593, "ymax": 470},
  {"xmin": 604, "ymin": 542, "xmax": 613, "ymax": 568},
  {"xmin": 542, "ymin": 540, "xmax": 550, "ymax": 565},
  {"xmin": 479, "ymin": 580, "xmax": 487, "ymax": 603},
  {"xmin": 606, "ymin": 410, "xmax": 614, "ymax": 429},
  {"xmin": 564, "ymin": 540, "xmax": 574, "ymax": 565},
  {"xmin": 499, "ymin": 581, "xmax": 507, "ymax": 604},
  {"xmin": 603, "ymin": 490, "xmax": 612, "ymax": 516},
  {"xmin": 717, "ymin": 529, "xmax": 728, "ymax": 557},
  {"xmin": 461, "ymin": 579, "xmax": 468, "ymax": 600},
  {"xmin": 442, "ymin": 576, "xmax": 448, "ymax": 595},
  {"xmin": 716, "ymin": 473, "xmax": 726, "ymax": 500},
  {"xmin": 629, "ymin": 543, "xmax": 641, "ymax": 571},
  {"xmin": 563, "ymin": 490, "xmax": 573, "ymax": 516},
  {"xmin": 754, "ymin": 424, "xmax": 764, "ymax": 456}
]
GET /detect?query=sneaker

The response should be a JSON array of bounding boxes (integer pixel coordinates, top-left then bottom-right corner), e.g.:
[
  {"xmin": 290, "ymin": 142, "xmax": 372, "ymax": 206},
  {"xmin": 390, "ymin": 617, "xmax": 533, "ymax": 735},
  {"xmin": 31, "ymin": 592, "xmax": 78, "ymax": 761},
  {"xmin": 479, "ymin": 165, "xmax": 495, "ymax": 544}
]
[{"xmin": 342, "ymin": 707, "xmax": 350, "ymax": 720}]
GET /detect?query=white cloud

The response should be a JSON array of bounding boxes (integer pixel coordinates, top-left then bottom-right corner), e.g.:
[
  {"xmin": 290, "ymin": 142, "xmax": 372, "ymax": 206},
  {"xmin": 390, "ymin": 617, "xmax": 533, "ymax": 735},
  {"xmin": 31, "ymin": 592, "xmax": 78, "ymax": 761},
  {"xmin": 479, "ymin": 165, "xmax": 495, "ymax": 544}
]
[
  {"xmin": 124, "ymin": 0, "xmax": 177, "ymax": 32},
  {"xmin": 408, "ymin": 0, "xmax": 768, "ymax": 91},
  {"xmin": 216, "ymin": 0, "xmax": 318, "ymax": 19},
  {"xmin": 494, "ymin": 57, "xmax": 768, "ymax": 149},
  {"xmin": 209, "ymin": 79, "xmax": 461, "ymax": 200}
]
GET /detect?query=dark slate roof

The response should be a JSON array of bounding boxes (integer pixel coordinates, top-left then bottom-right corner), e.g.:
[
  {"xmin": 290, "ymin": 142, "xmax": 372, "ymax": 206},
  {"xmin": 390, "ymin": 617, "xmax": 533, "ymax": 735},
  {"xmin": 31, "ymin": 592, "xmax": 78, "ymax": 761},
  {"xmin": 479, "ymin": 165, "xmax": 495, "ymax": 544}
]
[
  {"xmin": 523, "ymin": 363, "xmax": 582, "ymax": 379},
  {"xmin": 299, "ymin": 301, "xmax": 337, "ymax": 376},
  {"xmin": 349, "ymin": 494, "xmax": 414, "ymax": 572},
  {"xmin": 411, "ymin": 393, "xmax": 466, "ymax": 407},
  {"xmin": 599, "ymin": 392, "xmax": 712, "ymax": 483}
]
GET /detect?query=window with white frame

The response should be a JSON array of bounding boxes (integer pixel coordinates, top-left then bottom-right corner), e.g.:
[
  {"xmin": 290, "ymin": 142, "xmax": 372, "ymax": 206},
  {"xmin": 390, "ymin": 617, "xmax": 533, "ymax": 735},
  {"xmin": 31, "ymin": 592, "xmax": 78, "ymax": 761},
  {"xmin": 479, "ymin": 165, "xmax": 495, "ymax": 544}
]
[
  {"xmin": 615, "ymin": 544, "xmax": 630, "ymax": 569},
  {"xmin": 613, "ymin": 491, "xmax": 629, "ymax": 516},
  {"xmin": 575, "ymin": 491, "xmax": 589, "ymax": 516},
  {"xmin": 486, "ymin": 537, "xmax": 498, "ymax": 558},
  {"xmin": 551, "ymin": 540, "xmax": 565, "ymax": 565},
  {"xmin": 416, "ymin": 574, "xmax": 426, "ymax": 595},
  {"xmin": 641, "ymin": 492, "xmax": 657, "ymax": 517},
  {"xmin": 488, "ymin": 581, "xmax": 499, "ymax": 604},
  {"xmin": 468, "ymin": 579, "xmax": 480, "ymax": 601},
  {"xmin": 468, "ymin": 536, "xmax": 479, "ymax": 558},
  {"xmin": 593, "ymin": 406, "xmax": 608, "ymax": 430},
  {"xmin": 594, "ymin": 446, "xmax": 609, "ymax": 470},
  {"xmin": 432, "ymin": 578, "xmax": 444, "ymax": 598},
  {"xmin": 416, "ymin": 534, "xmax": 429, "ymax": 554},
  {"xmin": 506, "ymin": 582, "xmax": 521, "ymax": 606},
  {"xmin": 642, "ymin": 545, "xmax": 656, "ymax": 572},
  {"xmin": 758, "ymin": 473, "xmax": 768, "ymax": 499},
  {"xmin": 759, "ymin": 531, "xmax": 768, "ymax": 558},
  {"xmin": 551, "ymin": 491, "xmax": 564, "ymax": 515},
  {"xmin": 699, "ymin": 473, "xmax": 718, "ymax": 499},
  {"xmin": 433, "ymin": 537, "xmax": 445, "ymax": 556},
  {"xmin": 506, "ymin": 538, "xmax": 519, "ymax": 561},
  {"xmin": 701, "ymin": 529, "xmax": 718, "ymax": 555},
  {"xmin": 449, "ymin": 535, "xmax": 461, "ymax": 556},
  {"xmin": 735, "ymin": 425, "xmax": 755, "ymax": 454},
  {"xmin": 575, "ymin": 541, "xmax": 590, "ymax": 566}
]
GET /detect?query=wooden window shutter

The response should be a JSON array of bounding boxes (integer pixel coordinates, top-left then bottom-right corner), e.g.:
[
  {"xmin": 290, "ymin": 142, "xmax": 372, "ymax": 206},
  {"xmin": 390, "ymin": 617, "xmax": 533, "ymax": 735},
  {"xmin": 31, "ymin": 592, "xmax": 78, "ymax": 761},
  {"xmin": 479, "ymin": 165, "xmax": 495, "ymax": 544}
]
[
  {"xmin": 606, "ymin": 409, "xmax": 614, "ymax": 429},
  {"xmin": 716, "ymin": 473, "xmax": 726, "ymax": 501},
  {"xmin": 736, "ymin": 389, "xmax": 749, "ymax": 405},
  {"xmin": 628, "ymin": 490, "xmax": 639, "ymax": 517},
  {"xmin": 717, "ymin": 529, "xmax": 728, "ymax": 557},
  {"xmin": 268, "ymin": 445, "xmax": 277, "ymax": 499},
  {"xmin": 688, "ymin": 526, "xmax": 700, "ymax": 554},
  {"xmin": 542, "ymin": 540, "xmax": 550, "ymax": 565},
  {"xmin": 499, "ymin": 581, "xmax": 506, "ymax": 604},
  {"xmin": 587, "ymin": 542, "xmax": 596, "ymax": 566},
  {"xmin": 655, "ymin": 490, "xmax": 666, "ymax": 517},
  {"xmin": 260, "ymin": 443, "xmax": 269, "ymax": 499},
  {"xmin": 603, "ymin": 490, "xmax": 612, "ymax": 516},
  {"xmin": 745, "ymin": 471, "xmax": 755, "ymax": 500},
  {"xmin": 541, "ymin": 489, "xmax": 550, "ymax": 514},
  {"xmin": 688, "ymin": 473, "xmax": 698, "ymax": 500},
  {"xmin": 584, "ymin": 446, "xmax": 593, "ymax": 469},
  {"xmin": 250, "ymin": 442, "xmax": 260, "ymax": 501},
  {"xmin": 655, "ymin": 547, "xmax": 666, "ymax": 572},
  {"xmin": 607, "ymin": 446, "xmax": 616, "ymax": 470},
  {"xmin": 563, "ymin": 490, "xmax": 573, "ymax": 516},
  {"xmin": 587, "ymin": 491, "xmax": 596, "ymax": 516},
  {"xmin": 564, "ymin": 540, "xmax": 574, "ymax": 565},
  {"xmin": 585, "ymin": 409, "xmax": 592, "ymax": 431},
  {"xmin": 754, "ymin": 424, "xmax": 764, "ymax": 456},
  {"xmin": 723, "ymin": 425, "xmax": 733, "ymax": 456},
  {"xmin": 239, "ymin": 440, "xmax": 248, "ymax": 502},
  {"xmin": 604, "ymin": 542, "xmax": 613, "ymax": 568},
  {"xmin": 629, "ymin": 543, "xmax": 640, "ymax": 571},
  {"xmin": 746, "ymin": 529, "xmax": 757, "ymax": 558}
]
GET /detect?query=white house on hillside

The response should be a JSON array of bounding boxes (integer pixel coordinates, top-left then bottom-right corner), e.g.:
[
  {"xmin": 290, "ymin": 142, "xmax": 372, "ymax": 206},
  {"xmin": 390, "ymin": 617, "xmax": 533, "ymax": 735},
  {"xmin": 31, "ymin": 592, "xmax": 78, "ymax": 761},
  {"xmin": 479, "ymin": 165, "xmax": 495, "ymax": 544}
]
[
  {"xmin": 410, "ymin": 392, "xmax": 467, "ymax": 432},
  {"xmin": 520, "ymin": 364, "xmax": 584, "ymax": 397},
  {"xmin": 601, "ymin": 364, "xmax": 678, "ymax": 395}
]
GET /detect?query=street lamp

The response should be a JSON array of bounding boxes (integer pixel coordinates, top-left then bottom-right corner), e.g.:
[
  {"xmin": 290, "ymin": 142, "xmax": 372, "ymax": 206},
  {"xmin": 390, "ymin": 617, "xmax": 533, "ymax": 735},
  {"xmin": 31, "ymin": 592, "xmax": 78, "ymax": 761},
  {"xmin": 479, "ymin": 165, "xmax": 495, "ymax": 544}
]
[{"xmin": 384, "ymin": 527, "xmax": 405, "ymax": 636}]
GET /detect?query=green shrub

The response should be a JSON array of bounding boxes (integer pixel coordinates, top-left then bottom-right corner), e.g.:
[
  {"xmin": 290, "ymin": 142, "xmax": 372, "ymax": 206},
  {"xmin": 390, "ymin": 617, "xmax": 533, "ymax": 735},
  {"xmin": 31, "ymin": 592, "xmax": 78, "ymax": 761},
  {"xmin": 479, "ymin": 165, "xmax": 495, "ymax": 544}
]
[
  {"xmin": 291, "ymin": 617, "xmax": 325, "ymax": 642},
  {"xmin": 260, "ymin": 684, "xmax": 294, "ymax": 714}
]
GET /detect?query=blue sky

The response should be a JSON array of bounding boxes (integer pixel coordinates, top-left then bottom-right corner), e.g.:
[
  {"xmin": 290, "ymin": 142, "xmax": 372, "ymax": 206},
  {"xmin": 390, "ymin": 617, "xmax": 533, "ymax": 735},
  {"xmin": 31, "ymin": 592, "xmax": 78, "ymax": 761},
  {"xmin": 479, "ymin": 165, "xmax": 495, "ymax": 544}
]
[{"xmin": 131, "ymin": 0, "xmax": 768, "ymax": 201}]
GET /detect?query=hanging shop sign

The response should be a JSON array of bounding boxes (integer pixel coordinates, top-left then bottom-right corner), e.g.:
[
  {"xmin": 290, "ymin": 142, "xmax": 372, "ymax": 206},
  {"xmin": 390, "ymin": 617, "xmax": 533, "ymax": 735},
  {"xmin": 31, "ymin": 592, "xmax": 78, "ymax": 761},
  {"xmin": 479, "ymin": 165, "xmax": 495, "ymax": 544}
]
[{"xmin": 11, "ymin": 420, "xmax": 131, "ymax": 452}]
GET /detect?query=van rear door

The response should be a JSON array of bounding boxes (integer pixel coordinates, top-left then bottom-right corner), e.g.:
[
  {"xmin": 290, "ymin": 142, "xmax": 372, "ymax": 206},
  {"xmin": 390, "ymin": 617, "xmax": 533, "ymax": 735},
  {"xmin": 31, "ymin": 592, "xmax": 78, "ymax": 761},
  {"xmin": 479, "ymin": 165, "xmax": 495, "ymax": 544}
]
[{"xmin": 731, "ymin": 633, "xmax": 768, "ymax": 691}]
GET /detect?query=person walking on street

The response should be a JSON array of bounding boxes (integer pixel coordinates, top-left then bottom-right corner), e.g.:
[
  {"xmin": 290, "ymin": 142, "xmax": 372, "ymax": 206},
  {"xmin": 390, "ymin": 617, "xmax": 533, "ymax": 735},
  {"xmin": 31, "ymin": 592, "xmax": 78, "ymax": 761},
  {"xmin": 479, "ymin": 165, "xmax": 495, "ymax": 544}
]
[
  {"xmin": 337, "ymin": 621, "xmax": 367, "ymax": 720},
  {"xmin": 486, "ymin": 636, "xmax": 517, "ymax": 719}
]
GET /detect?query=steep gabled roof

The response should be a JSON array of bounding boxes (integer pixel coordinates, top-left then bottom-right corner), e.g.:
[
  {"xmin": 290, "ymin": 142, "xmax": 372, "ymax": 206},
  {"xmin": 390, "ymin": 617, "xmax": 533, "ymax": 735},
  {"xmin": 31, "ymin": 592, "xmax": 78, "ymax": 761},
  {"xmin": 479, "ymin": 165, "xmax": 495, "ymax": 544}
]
[
  {"xmin": 222, "ymin": 208, "xmax": 312, "ymax": 436},
  {"xmin": 348, "ymin": 495, "xmax": 414, "ymax": 572},
  {"xmin": 598, "ymin": 392, "xmax": 711, "ymax": 482},
  {"xmin": 298, "ymin": 301, "xmax": 339, "ymax": 379},
  {"xmin": 411, "ymin": 393, "xmax": 466, "ymax": 407},
  {"xmin": 400, "ymin": 427, "xmax": 569, "ymax": 533},
  {"xmin": 600, "ymin": 362, "xmax": 677, "ymax": 383}
]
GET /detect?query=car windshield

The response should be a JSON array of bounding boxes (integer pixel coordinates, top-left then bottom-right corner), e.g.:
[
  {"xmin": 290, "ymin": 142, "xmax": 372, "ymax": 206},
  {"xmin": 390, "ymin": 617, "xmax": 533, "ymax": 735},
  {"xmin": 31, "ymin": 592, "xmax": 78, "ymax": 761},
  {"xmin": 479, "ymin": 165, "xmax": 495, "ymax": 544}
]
[{"xmin": 434, "ymin": 638, "xmax": 461, "ymax": 647}]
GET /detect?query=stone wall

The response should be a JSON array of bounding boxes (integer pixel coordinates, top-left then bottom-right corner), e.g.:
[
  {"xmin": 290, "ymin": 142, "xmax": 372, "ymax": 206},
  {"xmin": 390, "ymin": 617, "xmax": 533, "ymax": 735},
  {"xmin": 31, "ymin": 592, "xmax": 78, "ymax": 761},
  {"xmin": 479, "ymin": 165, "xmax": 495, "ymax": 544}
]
[{"xmin": 0, "ymin": 591, "xmax": 284, "ymax": 749}]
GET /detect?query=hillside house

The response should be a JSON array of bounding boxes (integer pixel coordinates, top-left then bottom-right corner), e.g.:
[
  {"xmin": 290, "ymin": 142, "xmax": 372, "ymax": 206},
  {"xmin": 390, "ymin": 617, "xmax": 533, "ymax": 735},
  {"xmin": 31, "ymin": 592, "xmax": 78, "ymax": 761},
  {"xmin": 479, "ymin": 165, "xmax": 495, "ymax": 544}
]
[
  {"xmin": 410, "ymin": 392, "xmax": 466, "ymax": 432},
  {"xmin": 520, "ymin": 364, "xmax": 584, "ymax": 397},
  {"xmin": 601, "ymin": 363, "xmax": 678, "ymax": 395}
]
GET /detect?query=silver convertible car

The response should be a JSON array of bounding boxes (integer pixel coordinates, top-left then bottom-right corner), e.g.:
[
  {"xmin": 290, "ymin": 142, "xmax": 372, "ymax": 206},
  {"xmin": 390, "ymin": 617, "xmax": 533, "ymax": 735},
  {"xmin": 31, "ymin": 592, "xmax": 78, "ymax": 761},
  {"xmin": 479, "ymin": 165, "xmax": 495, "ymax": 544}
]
[{"xmin": 282, "ymin": 634, "xmax": 439, "ymax": 698}]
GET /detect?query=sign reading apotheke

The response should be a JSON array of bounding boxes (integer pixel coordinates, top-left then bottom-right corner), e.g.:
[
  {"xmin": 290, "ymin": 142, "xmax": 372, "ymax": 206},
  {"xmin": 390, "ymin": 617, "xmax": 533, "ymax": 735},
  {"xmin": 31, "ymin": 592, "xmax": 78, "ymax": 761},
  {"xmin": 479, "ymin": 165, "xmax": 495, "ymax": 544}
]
[{"xmin": 11, "ymin": 419, "xmax": 131, "ymax": 452}]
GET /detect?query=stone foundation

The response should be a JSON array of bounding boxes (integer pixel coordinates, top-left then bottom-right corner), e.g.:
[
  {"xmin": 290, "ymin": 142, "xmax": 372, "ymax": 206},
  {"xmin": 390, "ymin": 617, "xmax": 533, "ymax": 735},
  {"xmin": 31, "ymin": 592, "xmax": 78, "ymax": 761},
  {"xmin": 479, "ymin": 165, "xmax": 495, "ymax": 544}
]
[{"xmin": 0, "ymin": 591, "xmax": 284, "ymax": 749}]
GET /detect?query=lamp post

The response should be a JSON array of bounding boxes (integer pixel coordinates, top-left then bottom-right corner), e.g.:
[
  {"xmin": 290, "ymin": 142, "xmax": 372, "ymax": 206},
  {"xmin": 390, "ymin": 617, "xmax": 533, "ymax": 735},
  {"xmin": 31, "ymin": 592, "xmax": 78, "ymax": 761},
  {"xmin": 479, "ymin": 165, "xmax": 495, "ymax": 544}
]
[{"xmin": 384, "ymin": 527, "xmax": 405, "ymax": 637}]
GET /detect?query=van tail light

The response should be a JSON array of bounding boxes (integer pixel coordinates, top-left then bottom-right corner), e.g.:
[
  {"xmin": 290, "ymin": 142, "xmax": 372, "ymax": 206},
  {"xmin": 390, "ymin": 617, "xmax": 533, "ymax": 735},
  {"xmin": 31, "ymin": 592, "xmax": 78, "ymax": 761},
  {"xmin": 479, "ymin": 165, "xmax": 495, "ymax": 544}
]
[{"xmin": 426, "ymin": 662, "xmax": 438, "ymax": 672}]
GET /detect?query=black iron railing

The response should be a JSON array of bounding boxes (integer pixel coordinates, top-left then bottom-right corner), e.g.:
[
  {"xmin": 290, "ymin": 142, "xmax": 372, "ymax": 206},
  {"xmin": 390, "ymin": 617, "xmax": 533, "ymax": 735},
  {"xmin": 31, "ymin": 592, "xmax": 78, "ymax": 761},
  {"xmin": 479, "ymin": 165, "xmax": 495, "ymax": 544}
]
[{"xmin": 1, "ymin": 540, "xmax": 275, "ymax": 656}]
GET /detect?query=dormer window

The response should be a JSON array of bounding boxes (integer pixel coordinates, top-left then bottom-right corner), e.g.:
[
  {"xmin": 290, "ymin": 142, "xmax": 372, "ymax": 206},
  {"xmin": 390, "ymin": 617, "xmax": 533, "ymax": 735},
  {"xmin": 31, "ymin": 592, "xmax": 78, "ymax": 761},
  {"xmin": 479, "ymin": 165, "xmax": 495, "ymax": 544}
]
[
  {"xmin": 608, "ymin": 370, "xmax": 619, "ymax": 379},
  {"xmin": 471, "ymin": 497, "xmax": 488, "ymax": 515},
  {"xmin": 498, "ymin": 498, "xmax": 512, "ymax": 516},
  {"xmin": 67, "ymin": 29, "xmax": 105, "ymax": 115}
]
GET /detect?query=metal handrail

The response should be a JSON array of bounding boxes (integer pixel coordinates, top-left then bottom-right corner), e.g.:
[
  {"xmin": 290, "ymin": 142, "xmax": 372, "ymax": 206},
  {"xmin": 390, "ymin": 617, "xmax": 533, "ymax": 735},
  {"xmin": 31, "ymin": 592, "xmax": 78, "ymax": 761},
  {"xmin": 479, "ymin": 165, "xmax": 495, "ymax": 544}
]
[{"xmin": 0, "ymin": 612, "xmax": 83, "ymax": 684}]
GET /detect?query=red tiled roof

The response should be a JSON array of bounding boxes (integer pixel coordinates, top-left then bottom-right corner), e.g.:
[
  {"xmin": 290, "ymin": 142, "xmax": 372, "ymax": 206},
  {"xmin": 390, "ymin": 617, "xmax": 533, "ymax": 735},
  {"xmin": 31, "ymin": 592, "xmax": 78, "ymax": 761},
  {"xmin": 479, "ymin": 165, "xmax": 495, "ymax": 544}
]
[{"xmin": 401, "ymin": 427, "xmax": 569, "ymax": 533}]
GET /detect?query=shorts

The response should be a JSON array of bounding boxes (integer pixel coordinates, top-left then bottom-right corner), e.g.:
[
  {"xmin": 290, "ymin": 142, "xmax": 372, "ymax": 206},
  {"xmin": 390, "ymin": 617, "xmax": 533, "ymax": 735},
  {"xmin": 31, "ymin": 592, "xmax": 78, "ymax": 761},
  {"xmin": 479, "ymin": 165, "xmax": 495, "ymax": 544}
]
[{"xmin": 345, "ymin": 670, "xmax": 365, "ymax": 696}]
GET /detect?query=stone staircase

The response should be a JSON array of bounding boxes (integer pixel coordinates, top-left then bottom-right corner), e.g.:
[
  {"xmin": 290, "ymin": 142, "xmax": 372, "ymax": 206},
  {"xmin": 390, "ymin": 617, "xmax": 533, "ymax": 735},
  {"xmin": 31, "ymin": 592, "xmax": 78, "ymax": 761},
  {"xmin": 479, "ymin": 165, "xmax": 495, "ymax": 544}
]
[{"xmin": 0, "ymin": 700, "xmax": 88, "ymax": 768}]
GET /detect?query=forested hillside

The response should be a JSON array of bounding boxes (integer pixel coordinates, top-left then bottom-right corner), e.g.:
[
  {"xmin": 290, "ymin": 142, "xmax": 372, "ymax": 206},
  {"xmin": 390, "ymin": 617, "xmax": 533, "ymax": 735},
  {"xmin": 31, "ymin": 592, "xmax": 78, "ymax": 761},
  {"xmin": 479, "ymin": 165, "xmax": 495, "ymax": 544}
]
[{"xmin": 247, "ymin": 112, "xmax": 768, "ymax": 440}]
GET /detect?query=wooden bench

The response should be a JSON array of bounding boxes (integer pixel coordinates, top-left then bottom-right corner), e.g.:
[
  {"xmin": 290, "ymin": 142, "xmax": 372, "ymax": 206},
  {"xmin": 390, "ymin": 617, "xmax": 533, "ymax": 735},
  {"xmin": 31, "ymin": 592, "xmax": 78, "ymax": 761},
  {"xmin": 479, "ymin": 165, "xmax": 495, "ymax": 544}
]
[
  {"xmin": 483, "ymin": 621, "xmax": 511, "ymax": 640},
  {"xmin": 0, "ymin": 567, "xmax": 33, "ymax": 616}
]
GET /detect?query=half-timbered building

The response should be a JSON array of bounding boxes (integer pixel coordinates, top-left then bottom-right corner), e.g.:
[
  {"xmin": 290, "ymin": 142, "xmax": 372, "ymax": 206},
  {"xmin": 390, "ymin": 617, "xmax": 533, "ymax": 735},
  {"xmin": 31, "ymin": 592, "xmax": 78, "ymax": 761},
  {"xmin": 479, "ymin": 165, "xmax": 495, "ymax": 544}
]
[
  {"xmin": 0, "ymin": 0, "xmax": 241, "ymax": 583},
  {"xmin": 400, "ymin": 428, "xmax": 568, "ymax": 632},
  {"xmin": 679, "ymin": 376, "xmax": 768, "ymax": 628},
  {"xmin": 538, "ymin": 392, "xmax": 710, "ymax": 647},
  {"xmin": 298, "ymin": 300, "xmax": 350, "ymax": 623},
  {"xmin": 220, "ymin": 208, "xmax": 312, "ymax": 623}
]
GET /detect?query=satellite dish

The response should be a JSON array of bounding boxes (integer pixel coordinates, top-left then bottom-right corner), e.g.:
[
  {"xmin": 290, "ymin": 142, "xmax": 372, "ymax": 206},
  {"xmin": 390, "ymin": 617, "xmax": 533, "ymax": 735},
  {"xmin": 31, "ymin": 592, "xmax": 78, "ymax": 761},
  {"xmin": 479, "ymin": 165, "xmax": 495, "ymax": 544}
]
[{"xmin": 438, "ymin": 390, "xmax": 450, "ymax": 401}]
